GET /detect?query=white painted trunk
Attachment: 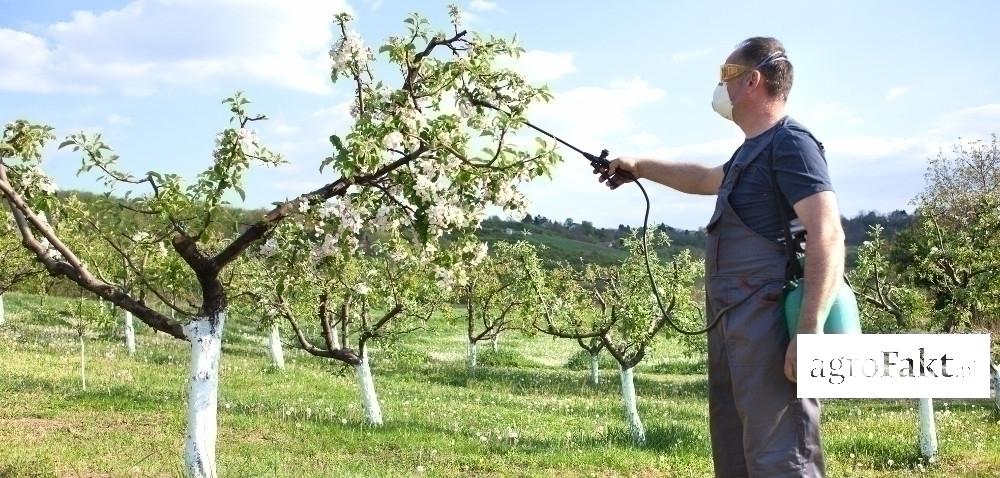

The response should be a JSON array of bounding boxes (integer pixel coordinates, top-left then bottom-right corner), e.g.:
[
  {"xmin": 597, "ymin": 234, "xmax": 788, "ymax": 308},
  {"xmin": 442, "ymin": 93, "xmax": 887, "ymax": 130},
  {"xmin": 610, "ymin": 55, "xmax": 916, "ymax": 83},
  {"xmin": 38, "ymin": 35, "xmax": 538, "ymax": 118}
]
[
  {"xmin": 619, "ymin": 365, "xmax": 646, "ymax": 445},
  {"xmin": 0, "ymin": 293, "xmax": 5, "ymax": 325},
  {"xmin": 183, "ymin": 314, "xmax": 225, "ymax": 478},
  {"xmin": 589, "ymin": 353, "xmax": 600, "ymax": 386},
  {"xmin": 467, "ymin": 341, "xmax": 478, "ymax": 371},
  {"xmin": 491, "ymin": 333, "xmax": 500, "ymax": 352},
  {"xmin": 123, "ymin": 310, "xmax": 136, "ymax": 356},
  {"xmin": 267, "ymin": 323, "xmax": 285, "ymax": 369},
  {"xmin": 991, "ymin": 363, "xmax": 999, "ymax": 412},
  {"xmin": 354, "ymin": 350, "xmax": 383, "ymax": 426},
  {"xmin": 918, "ymin": 398, "xmax": 938, "ymax": 460},
  {"xmin": 79, "ymin": 334, "xmax": 87, "ymax": 392},
  {"xmin": 330, "ymin": 327, "xmax": 341, "ymax": 349}
]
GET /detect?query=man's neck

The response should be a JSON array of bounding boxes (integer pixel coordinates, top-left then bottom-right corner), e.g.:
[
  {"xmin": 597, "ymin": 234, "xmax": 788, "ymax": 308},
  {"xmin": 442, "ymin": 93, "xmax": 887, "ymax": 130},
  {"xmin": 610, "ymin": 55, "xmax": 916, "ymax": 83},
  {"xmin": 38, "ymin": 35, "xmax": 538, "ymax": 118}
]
[{"xmin": 738, "ymin": 103, "xmax": 787, "ymax": 139}]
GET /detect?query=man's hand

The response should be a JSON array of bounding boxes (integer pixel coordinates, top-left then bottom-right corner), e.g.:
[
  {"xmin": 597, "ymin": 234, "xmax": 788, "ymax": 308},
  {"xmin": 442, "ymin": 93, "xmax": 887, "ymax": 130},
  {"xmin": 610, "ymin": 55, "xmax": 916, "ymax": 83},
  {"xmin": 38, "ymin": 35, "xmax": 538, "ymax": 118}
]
[
  {"xmin": 784, "ymin": 335, "xmax": 798, "ymax": 383},
  {"xmin": 595, "ymin": 157, "xmax": 642, "ymax": 190}
]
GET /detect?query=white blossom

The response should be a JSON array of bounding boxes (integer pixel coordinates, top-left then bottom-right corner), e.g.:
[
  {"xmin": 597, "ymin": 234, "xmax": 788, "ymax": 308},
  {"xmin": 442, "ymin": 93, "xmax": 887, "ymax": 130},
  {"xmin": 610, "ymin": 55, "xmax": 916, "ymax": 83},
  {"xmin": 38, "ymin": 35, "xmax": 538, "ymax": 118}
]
[
  {"xmin": 473, "ymin": 242, "xmax": 488, "ymax": 264},
  {"xmin": 330, "ymin": 30, "xmax": 368, "ymax": 72},
  {"xmin": 259, "ymin": 237, "xmax": 279, "ymax": 258},
  {"xmin": 383, "ymin": 131, "xmax": 404, "ymax": 151},
  {"xmin": 317, "ymin": 201, "xmax": 337, "ymax": 220},
  {"xmin": 356, "ymin": 283, "xmax": 371, "ymax": 295},
  {"xmin": 313, "ymin": 234, "xmax": 337, "ymax": 260},
  {"xmin": 427, "ymin": 202, "xmax": 464, "ymax": 228},
  {"xmin": 38, "ymin": 237, "xmax": 63, "ymax": 261},
  {"xmin": 495, "ymin": 180, "xmax": 518, "ymax": 205},
  {"xmin": 22, "ymin": 166, "xmax": 57, "ymax": 195},
  {"xmin": 435, "ymin": 266, "xmax": 456, "ymax": 290},
  {"xmin": 398, "ymin": 107, "xmax": 424, "ymax": 134}
]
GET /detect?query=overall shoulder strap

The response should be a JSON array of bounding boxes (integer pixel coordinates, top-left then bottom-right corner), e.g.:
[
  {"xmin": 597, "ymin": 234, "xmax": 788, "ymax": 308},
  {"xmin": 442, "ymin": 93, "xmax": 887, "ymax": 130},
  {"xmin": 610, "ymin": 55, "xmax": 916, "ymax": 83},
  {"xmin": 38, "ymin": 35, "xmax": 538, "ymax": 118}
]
[
  {"xmin": 725, "ymin": 126, "xmax": 783, "ymax": 186},
  {"xmin": 768, "ymin": 126, "xmax": 805, "ymax": 281}
]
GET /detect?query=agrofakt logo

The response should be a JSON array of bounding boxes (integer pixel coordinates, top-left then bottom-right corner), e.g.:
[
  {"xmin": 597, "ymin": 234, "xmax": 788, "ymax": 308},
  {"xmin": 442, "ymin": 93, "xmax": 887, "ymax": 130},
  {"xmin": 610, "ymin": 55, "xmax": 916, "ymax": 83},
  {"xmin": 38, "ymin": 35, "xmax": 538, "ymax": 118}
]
[{"xmin": 797, "ymin": 334, "xmax": 991, "ymax": 399}]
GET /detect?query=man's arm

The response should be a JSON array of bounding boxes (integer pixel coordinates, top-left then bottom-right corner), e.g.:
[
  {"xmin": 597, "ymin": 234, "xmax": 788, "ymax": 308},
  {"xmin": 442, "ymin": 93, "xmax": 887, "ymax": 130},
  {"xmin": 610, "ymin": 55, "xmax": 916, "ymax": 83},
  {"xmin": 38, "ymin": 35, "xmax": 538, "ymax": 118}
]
[
  {"xmin": 600, "ymin": 158, "xmax": 725, "ymax": 195},
  {"xmin": 792, "ymin": 190, "xmax": 845, "ymax": 333}
]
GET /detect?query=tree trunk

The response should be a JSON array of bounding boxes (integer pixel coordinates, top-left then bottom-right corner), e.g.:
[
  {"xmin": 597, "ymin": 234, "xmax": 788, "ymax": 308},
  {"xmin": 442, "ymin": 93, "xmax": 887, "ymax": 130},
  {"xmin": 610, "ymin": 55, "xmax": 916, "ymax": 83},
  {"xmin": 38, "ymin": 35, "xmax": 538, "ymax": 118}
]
[
  {"xmin": 0, "ymin": 293, "xmax": 5, "ymax": 325},
  {"xmin": 354, "ymin": 349, "xmax": 383, "ymax": 426},
  {"xmin": 619, "ymin": 364, "xmax": 646, "ymax": 445},
  {"xmin": 267, "ymin": 323, "xmax": 285, "ymax": 370},
  {"xmin": 330, "ymin": 327, "xmax": 341, "ymax": 349},
  {"xmin": 491, "ymin": 333, "xmax": 500, "ymax": 352},
  {"xmin": 467, "ymin": 341, "xmax": 478, "ymax": 372},
  {"xmin": 183, "ymin": 314, "xmax": 225, "ymax": 478},
  {"xmin": 589, "ymin": 352, "xmax": 600, "ymax": 387},
  {"xmin": 991, "ymin": 363, "xmax": 999, "ymax": 412},
  {"xmin": 123, "ymin": 310, "xmax": 137, "ymax": 356},
  {"xmin": 79, "ymin": 333, "xmax": 87, "ymax": 392},
  {"xmin": 918, "ymin": 398, "xmax": 938, "ymax": 460}
]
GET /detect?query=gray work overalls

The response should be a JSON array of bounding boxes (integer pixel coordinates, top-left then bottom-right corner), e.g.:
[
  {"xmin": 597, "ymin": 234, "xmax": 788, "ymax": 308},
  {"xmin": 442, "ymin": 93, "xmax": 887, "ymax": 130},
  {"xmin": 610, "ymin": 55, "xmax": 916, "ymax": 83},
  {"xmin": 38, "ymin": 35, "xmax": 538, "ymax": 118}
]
[{"xmin": 704, "ymin": 124, "xmax": 826, "ymax": 477}]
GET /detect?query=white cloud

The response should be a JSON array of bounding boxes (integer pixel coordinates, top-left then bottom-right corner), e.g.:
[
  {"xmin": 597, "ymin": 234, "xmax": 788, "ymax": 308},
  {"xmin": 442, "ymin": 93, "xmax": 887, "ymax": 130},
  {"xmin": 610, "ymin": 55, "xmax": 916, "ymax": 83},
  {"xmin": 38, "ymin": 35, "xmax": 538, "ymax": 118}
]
[
  {"xmin": 530, "ymin": 78, "xmax": 665, "ymax": 141},
  {"xmin": 501, "ymin": 50, "xmax": 576, "ymax": 83},
  {"xmin": 469, "ymin": 0, "xmax": 501, "ymax": 12},
  {"xmin": 885, "ymin": 86, "xmax": 910, "ymax": 101},
  {"xmin": 929, "ymin": 103, "xmax": 1000, "ymax": 140},
  {"xmin": 670, "ymin": 48, "xmax": 712, "ymax": 63},
  {"xmin": 0, "ymin": 0, "xmax": 352, "ymax": 95}
]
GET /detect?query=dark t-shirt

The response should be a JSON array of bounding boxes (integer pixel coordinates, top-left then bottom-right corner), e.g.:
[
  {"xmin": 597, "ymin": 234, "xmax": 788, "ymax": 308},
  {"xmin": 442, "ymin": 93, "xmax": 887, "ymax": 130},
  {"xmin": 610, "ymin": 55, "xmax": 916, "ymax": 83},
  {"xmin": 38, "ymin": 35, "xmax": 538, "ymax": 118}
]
[{"xmin": 721, "ymin": 117, "xmax": 833, "ymax": 242}]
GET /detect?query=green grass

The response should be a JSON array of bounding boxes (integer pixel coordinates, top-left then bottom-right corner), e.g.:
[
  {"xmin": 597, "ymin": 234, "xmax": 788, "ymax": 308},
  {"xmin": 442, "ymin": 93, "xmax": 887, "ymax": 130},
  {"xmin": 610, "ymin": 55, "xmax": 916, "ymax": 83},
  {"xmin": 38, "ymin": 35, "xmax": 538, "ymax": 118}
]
[{"xmin": 1, "ymin": 292, "xmax": 999, "ymax": 477}]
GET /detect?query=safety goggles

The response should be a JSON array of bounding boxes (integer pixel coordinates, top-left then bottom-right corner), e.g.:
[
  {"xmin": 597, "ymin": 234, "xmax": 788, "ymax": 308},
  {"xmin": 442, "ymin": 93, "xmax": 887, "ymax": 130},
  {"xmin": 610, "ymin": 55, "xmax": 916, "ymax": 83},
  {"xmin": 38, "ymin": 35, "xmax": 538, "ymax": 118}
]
[{"xmin": 719, "ymin": 51, "xmax": 788, "ymax": 82}]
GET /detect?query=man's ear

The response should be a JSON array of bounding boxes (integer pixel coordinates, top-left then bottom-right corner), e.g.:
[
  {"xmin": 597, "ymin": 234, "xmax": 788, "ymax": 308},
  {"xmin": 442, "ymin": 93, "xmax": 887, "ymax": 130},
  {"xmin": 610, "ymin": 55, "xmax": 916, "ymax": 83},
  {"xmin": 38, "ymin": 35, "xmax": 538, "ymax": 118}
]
[{"xmin": 747, "ymin": 70, "xmax": 762, "ymax": 89}]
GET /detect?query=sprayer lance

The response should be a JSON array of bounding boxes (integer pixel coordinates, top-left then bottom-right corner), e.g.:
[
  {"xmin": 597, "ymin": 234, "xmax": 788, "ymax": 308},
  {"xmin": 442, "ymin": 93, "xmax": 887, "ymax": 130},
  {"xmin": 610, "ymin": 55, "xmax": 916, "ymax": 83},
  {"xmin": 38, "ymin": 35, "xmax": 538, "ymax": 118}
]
[{"xmin": 467, "ymin": 97, "xmax": 635, "ymax": 182}]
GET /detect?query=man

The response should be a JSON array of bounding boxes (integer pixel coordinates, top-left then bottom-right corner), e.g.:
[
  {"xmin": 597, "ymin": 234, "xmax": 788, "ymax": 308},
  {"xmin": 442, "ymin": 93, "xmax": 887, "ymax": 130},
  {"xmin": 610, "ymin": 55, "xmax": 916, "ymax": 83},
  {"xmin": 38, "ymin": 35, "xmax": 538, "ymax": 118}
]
[{"xmin": 597, "ymin": 37, "xmax": 844, "ymax": 477}]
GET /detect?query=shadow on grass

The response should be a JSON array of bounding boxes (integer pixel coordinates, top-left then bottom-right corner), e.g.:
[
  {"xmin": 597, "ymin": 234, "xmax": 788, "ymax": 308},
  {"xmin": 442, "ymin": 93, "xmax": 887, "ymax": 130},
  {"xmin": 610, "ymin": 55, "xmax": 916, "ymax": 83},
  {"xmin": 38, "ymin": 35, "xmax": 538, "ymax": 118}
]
[{"xmin": 401, "ymin": 361, "xmax": 709, "ymax": 403}]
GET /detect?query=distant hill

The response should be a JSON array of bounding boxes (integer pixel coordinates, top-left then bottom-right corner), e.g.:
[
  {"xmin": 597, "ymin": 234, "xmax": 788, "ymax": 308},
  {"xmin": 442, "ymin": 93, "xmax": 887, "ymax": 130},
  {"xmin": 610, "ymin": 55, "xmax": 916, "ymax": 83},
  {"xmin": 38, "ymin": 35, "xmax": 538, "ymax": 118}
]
[
  {"xmin": 480, "ymin": 211, "xmax": 913, "ymax": 268},
  {"xmin": 53, "ymin": 190, "xmax": 912, "ymax": 269}
]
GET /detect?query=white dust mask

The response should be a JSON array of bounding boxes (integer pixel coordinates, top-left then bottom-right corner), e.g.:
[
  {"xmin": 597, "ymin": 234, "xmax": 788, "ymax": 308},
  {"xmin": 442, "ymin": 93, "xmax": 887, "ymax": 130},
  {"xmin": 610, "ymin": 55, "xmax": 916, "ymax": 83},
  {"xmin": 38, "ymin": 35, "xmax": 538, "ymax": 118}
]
[{"xmin": 711, "ymin": 83, "xmax": 733, "ymax": 121}]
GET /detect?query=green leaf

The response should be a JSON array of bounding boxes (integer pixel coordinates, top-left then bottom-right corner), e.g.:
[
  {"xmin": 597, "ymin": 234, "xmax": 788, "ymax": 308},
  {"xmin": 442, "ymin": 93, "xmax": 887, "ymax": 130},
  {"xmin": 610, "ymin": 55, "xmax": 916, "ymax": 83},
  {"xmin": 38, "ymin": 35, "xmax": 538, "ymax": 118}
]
[
  {"xmin": 320, "ymin": 156, "xmax": 335, "ymax": 173},
  {"xmin": 58, "ymin": 140, "xmax": 75, "ymax": 149}
]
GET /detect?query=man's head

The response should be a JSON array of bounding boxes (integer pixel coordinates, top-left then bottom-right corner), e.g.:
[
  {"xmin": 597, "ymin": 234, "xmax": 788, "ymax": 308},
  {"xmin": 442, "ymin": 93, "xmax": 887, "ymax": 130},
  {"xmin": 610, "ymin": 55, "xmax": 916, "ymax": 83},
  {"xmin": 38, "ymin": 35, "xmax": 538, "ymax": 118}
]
[{"xmin": 712, "ymin": 37, "xmax": 793, "ymax": 123}]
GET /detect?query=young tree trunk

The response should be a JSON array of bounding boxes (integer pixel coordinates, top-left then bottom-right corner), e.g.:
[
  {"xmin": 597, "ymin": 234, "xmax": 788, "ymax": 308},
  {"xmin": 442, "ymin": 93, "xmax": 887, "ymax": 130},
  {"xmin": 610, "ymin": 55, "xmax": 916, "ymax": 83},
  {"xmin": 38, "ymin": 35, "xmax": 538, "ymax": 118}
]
[
  {"xmin": 267, "ymin": 323, "xmax": 285, "ymax": 370},
  {"xmin": 589, "ymin": 352, "xmax": 600, "ymax": 387},
  {"xmin": 123, "ymin": 310, "xmax": 137, "ymax": 356},
  {"xmin": 491, "ymin": 333, "xmax": 500, "ymax": 352},
  {"xmin": 354, "ymin": 349, "xmax": 383, "ymax": 426},
  {"xmin": 79, "ymin": 333, "xmax": 87, "ymax": 392},
  {"xmin": 467, "ymin": 341, "xmax": 478, "ymax": 372},
  {"xmin": 183, "ymin": 314, "xmax": 225, "ymax": 478},
  {"xmin": 330, "ymin": 327, "xmax": 341, "ymax": 349},
  {"xmin": 619, "ymin": 364, "xmax": 646, "ymax": 446},
  {"xmin": 991, "ymin": 363, "xmax": 999, "ymax": 412},
  {"xmin": 918, "ymin": 398, "xmax": 938, "ymax": 460},
  {"xmin": 0, "ymin": 293, "xmax": 5, "ymax": 325}
]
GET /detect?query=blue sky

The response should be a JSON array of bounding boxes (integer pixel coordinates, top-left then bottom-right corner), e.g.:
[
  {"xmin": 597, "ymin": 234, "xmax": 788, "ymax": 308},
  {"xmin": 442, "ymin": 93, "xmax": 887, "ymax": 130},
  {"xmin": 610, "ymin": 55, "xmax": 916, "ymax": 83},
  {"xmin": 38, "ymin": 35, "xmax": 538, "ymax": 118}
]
[{"xmin": 2, "ymin": 0, "xmax": 999, "ymax": 229}]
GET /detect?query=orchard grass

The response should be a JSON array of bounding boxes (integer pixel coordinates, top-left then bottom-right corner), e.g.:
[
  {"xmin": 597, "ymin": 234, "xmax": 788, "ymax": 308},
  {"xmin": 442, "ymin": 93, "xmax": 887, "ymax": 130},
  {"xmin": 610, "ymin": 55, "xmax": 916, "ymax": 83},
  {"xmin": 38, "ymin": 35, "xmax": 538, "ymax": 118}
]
[{"xmin": 1, "ymin": 292, "xmax": 998, "ymax": 477}]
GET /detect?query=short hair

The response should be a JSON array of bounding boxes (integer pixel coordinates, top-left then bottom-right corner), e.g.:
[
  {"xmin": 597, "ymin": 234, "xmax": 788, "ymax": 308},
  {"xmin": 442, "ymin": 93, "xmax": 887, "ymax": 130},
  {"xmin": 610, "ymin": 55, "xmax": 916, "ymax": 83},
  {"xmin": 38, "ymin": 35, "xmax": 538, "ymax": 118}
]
[{"xmin": 733, "ymin": 37, "xmax": 793, "ymax": 101}]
